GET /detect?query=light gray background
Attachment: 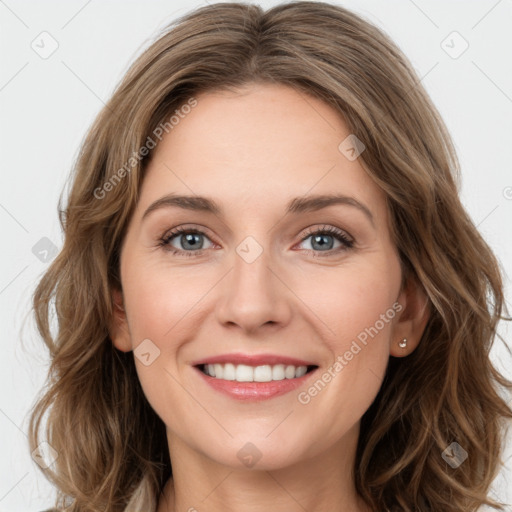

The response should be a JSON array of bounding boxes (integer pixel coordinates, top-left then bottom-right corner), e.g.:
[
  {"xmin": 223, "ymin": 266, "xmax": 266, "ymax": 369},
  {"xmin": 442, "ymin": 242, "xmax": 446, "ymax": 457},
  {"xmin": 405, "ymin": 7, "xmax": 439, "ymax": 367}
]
[{"xmin": 1, "ymin": 0, "xmax": 511, "ymax": 510}]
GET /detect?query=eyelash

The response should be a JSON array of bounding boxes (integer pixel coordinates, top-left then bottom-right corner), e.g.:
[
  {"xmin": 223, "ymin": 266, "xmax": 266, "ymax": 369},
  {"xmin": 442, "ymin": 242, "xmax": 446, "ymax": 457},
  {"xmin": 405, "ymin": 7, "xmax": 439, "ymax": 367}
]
[{"xmin": 157, "ymin": 224, "xmax": 354, "ymax": 258}]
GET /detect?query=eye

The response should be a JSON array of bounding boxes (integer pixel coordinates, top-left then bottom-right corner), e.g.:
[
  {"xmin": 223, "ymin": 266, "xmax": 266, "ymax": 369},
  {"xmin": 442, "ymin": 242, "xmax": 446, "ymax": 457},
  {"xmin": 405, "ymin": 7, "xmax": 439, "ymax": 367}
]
[
  {"xmin": 158, "ymin": 224, "xmax": 354, "ymax": 258},
  {"xmin": 296, "ymin": 225, "xmax": 354, "ymax": 256},
  {"xmin": 158, "ymin": 226, "xmax": 214, "ymax": 257}
]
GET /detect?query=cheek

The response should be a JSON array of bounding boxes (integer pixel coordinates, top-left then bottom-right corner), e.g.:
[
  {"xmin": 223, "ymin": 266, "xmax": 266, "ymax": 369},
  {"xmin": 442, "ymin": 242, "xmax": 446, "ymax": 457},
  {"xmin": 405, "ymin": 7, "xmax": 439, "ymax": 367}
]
[
  {"xmin": 120, "ymin": 260, "xmax": 215, "ymax": 412},
  {"xmin": 332, "ymin": 280, "xmax": 397, "ymax": 354},
  {"xmin": 292, "ymin": 260, "xmax": 400, "ymax": 427},
  {"xmin": 122, "ymin": 259, "xmax": 213, "ymax": 342},
  {"xmin": 296, "ymin": 259, "xmax": 400, "ymax": 354}
]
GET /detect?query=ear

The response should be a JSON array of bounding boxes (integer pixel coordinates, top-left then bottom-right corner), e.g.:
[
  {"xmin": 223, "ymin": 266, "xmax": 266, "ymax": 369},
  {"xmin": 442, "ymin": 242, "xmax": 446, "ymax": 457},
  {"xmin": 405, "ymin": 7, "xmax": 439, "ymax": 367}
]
[
  {"xmin": 389, "ymin": 272, "xmax": 431, "ymax": 357},
  {"xmin": 109, "ymin": 287, "xmax": 132, "ymax": 352}
]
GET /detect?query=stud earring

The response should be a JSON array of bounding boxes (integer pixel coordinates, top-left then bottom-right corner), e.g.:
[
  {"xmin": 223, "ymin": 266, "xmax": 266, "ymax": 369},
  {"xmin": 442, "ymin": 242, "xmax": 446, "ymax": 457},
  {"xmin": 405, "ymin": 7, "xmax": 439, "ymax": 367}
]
[{"xmin": 398, "ymin": 338, "xmax": 407, "ymax": 348}]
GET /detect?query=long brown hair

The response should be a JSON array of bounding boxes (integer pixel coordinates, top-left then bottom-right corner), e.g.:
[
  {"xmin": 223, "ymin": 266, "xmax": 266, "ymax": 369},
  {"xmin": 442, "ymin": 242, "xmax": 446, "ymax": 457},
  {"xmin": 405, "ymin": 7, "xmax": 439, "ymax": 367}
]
[{"xmin": 28, "ymin": 2, "xmax": 512, "ymax": 511}]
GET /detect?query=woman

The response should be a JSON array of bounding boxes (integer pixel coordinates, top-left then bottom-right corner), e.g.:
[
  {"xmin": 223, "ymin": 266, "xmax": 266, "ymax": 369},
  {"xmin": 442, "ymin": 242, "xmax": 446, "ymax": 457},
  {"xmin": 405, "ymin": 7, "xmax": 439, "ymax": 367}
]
[{"xmin": 30, "ymin": 2, "xmax": 512, "ymax": 511}]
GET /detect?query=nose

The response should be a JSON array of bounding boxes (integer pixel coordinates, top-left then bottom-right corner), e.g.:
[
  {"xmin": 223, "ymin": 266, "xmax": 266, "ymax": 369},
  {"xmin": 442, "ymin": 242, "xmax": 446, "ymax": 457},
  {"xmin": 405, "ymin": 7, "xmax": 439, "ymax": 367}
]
[{"xmin": 215, "ymin": 245, "xmax": 293, "ymax": 335}]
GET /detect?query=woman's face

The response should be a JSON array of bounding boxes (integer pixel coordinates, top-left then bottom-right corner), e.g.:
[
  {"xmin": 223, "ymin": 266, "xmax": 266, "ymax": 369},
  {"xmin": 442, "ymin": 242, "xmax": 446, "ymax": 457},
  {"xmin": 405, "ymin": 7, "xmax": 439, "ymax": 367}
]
[{"xmin": 112, "ymin": 83, "xmax": 425, "ymax": 471}]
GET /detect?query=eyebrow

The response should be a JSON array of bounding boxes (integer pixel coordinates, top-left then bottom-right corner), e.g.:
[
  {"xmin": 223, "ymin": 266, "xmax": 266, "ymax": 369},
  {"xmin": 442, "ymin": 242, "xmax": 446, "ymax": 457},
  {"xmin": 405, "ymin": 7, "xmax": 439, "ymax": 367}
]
[{"xmin": 142, "ymin": 193, "xmax": 375, "ymax": 226}]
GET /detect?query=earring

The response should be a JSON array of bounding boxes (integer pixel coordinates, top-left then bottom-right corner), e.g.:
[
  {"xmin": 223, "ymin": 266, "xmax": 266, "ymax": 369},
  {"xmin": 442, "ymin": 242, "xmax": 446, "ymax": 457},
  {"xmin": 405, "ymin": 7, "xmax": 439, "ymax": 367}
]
[{"xmin": 398, "ymin": 338, "xmax": 407, "ymax": 348}]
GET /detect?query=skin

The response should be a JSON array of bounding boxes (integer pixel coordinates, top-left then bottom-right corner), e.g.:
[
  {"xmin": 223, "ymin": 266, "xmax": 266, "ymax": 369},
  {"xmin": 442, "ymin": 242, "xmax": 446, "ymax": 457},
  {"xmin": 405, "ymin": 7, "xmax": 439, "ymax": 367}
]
[{"xmin": 110, "ymin": 82, "xmax": 430, "ymax": 512}]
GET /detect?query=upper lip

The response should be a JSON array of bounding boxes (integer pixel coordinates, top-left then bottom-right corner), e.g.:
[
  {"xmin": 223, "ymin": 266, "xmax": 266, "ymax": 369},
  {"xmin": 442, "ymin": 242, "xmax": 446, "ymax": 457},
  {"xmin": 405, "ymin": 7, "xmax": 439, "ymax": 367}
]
[{"xmin": 191, "ymin": 353, "xmax": 318, "ymax": 367}]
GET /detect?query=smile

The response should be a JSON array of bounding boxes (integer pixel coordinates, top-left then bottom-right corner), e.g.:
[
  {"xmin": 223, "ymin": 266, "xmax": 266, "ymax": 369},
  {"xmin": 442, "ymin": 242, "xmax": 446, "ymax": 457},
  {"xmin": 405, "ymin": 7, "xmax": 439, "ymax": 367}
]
[
  {"xmin": 200, "ymin": 363, "xmax": 316, "ymax": 382},
  {"xmin": 191, "ymin": 353, "xmax": 319, "ymax": 401}
]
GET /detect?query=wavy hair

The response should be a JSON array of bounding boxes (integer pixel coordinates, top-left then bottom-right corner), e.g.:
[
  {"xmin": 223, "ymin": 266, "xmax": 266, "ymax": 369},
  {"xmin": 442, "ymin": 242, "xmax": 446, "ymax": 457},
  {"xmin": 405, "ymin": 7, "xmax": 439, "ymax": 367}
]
[{"xmin": 28, "ymin": 2, "xmax": 512, "ymax": 511}]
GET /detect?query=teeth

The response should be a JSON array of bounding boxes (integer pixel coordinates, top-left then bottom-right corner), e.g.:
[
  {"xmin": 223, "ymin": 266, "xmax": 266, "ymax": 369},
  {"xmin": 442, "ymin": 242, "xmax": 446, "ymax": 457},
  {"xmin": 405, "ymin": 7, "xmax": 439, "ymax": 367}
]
[
  {"xmin": 223, "ymin": 363, "xmax": 236, "ymax": 381},
  {"xmin": 254, "ymin": 365, "xmax": 272, "ymax": 382},
  {"xmin": 202, "ymin": 363, "xmax": 310, "ymax": 381},
  {"xmin": 236, "ymin": 364, "xmax": 253, "ymax": 382},
  {"xmin": 295, "ymin": 366, "xmax": 307, "ymax": 377},
  {"xmin": 272, "ymin": 364, "xmax": 285, "ymax": 381},
  {"xmin": 284, "ymin": 365, "xmax": 296, "ymax": 379}
]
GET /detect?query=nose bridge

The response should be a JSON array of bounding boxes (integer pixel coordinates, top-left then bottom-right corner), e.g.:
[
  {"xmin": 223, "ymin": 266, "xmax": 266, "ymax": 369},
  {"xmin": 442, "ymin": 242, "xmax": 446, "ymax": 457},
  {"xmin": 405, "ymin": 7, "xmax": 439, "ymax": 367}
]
[
  {"xmin": 215, "ymin": 234, "xmax": 290, "ymax": 331},
  {"xmin": 233, "ymin": 238, "xmax": 271, "ymax": 293}
]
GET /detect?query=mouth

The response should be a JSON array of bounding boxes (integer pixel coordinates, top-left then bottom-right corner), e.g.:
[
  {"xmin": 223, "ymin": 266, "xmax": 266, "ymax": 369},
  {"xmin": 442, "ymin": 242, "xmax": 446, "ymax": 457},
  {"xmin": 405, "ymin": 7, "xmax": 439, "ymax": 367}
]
[
  {"xmin": 197, "ymin": 362, "xmax": 318, "ymax": 382},
  {"xmin": 191, "ymin": 353, "xmax": 319, "ymax": 401}
]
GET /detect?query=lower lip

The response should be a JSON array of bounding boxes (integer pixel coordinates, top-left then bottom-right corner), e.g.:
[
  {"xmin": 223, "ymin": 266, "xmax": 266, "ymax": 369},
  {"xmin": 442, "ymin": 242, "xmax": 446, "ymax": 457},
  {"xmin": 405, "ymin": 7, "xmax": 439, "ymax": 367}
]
[{"xmin": 194, "ymin": 367, "xmax": 317, "ymax": 401}]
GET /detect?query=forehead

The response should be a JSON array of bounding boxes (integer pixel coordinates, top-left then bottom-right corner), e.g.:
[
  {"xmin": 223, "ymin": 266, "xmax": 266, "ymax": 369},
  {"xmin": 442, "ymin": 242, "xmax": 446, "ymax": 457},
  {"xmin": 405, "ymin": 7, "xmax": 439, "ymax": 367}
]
[{"xmin": 138, "ymin": 83, "xmax": 387, "ymax": 223}]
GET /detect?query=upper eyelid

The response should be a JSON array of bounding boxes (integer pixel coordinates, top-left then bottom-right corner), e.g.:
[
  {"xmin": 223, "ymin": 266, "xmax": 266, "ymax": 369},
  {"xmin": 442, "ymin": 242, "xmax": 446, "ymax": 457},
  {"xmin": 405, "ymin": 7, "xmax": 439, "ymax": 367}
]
[
  {"xmin": 161, "ymin": 224, "xmax": 349, "ymax": 237},
  {"xmin": 162, "ymin": 224, "xmax": 214, "ymax": 238}
]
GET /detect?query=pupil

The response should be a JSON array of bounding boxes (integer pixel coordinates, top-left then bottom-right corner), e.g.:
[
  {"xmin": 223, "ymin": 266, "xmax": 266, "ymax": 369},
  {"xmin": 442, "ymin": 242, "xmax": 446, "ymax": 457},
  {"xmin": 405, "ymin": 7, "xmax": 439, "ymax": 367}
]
[
  {"xmin": 312, "ymin": 234, "xmax": 333, "ymax": 251},
  {"xmin": 183, "ymin": 233, "xmax": 201, "ymax": 250}
]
